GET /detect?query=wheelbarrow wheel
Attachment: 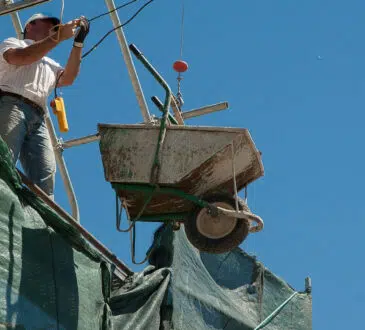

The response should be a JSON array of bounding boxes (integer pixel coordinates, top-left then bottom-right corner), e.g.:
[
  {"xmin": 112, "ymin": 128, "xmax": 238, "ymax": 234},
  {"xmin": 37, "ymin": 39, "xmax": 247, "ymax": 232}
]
[{"xmin": 184, "ymin": 193, "xmax": 250, "ymax": 254}]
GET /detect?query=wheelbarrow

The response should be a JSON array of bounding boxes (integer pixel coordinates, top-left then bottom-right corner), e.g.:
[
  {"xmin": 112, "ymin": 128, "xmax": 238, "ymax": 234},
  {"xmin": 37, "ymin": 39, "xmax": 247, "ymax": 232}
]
[
  {"xmin": 98, "ymin": 44, "xmax": 264, "ymax": 255},
  {"xmin": 98, "ymin": 123, "xmax": 264, "ymax": 254}
]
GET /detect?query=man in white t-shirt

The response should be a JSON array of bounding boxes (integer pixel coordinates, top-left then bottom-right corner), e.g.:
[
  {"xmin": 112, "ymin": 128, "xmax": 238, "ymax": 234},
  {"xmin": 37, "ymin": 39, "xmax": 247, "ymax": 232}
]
[{"xmin": 0, "ymin": 13, "xmax": 89, "ymax": 198}]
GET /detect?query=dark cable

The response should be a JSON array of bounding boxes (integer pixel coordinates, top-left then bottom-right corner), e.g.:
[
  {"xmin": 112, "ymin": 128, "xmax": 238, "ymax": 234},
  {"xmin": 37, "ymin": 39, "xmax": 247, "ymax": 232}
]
[
  {"xmin": 88, "ymin": 0, "xmax": 139, "ymax": 22},
  {"xmin": 51, "ymin": 0, "xmax": 153, "ymax": 98},
  {"xmin": 54, "ymin": 71, "xmax": 64, "ymax": 99},
  {"xmin": 82, "ymin": 0, "xmax": 153, "ymax": 59}
]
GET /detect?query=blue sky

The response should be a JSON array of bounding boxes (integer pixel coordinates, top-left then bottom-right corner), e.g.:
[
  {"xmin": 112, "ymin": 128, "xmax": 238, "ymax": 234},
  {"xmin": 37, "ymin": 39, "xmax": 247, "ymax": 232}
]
[{"xmin": 2, "ymin": 0, "xmax": 365, "ymax": 328}]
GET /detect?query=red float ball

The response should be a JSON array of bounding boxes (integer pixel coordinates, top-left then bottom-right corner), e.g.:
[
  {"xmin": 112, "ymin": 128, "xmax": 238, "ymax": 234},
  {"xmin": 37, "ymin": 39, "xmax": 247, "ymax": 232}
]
[{"xmin": 173, "ymin": 60, "xmax": 188, "ymax": 73}]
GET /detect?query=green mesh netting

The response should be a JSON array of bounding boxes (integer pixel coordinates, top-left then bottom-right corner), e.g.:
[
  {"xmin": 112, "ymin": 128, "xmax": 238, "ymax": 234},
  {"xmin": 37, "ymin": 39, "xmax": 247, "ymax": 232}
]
[
  {"xmin": 0, "ymin": 137, "xmax": 110, "ymax": 329},
  {"xmin": 170, "ymin": 229, "xmax": 312, "ymax": 329},
  {"xmin": 142, "ymin": 223, "xmax": 311, "ymax": 330},
  {"xmin": 0, "ymin": 137, "xmax": 311, "ymax": 329}
]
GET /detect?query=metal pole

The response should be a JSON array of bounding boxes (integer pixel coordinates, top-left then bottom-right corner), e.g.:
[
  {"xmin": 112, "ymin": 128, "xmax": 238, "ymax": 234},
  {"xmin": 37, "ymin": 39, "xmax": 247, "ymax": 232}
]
[
  {"xmin": 62, "ymin": 133, "xmax": 100, "ymax": 149},
  {"xmin": 170, "ymin": 96, "xmax": 184, "ymax": 125},
  {"xmin": 305, "ymin": 277, "xmax": 312, "ymax": 293},
  {"xmin": 104, "ymin": 0, "xmax": 152, "ymax": 123},
  {"xmin": 10, "ymin": 12, "xmax": 22, "ymax": 38},
  {"xmin": 44, "ymin": 110, "xmax": 80, "ymax": 221},
  {"xmin": 18, "ymin": 168, "xmax": 132, "ymax": 277},
  {"xmin": 182, "ymin": 102, "xmax": 229, "ymax": 119},
  {"xmin": 1, "ymin": 0, "xmax": 50, "ymax": 18},
  {"xmin": 3, "ymin": 0, "xmax": 23, "ymax": 38}
]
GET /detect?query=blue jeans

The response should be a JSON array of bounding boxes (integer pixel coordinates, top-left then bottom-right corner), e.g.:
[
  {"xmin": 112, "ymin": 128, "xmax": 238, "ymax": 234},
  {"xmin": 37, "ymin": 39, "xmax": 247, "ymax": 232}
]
[{"xmin": 0, "ymin": 95, "xmax": 56, "ymax": 197}]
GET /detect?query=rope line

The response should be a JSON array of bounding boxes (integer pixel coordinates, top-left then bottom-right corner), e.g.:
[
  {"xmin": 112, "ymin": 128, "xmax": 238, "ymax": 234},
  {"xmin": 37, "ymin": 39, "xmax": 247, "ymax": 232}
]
[
  {"xmin": 82, "ymin": 0, "xmax": 154, "ymax": 59},
  {"xmin": 179, "ymin": 0, "xmax": 185, "ymax": 59},
  {"xmin": 89, "ymin": 0, "xmax": 138, "ymax": 22}
]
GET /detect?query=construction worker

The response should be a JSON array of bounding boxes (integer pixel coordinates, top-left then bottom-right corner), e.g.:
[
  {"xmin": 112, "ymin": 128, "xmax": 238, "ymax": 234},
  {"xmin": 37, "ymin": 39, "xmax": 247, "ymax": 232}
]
[{"xmin": 0, "ymin": 13, "xmax": 89, "ymax": 198}]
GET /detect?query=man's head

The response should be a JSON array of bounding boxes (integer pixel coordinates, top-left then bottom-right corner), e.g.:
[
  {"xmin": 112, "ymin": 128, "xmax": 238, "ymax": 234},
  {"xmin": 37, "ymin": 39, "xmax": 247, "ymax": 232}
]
[{"xmin": 23, "ymin": 13, "xmax": 60, "ymax": 41}]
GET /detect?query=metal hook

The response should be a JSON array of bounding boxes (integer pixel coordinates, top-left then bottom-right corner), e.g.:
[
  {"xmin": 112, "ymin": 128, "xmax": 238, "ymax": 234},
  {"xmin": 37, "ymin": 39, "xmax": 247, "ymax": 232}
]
[
  {"xmin": 115, "ymin": 193, "xmax": 136, "ymax": 232},
  {"xmin": 130, "ymin": 222, "xmax": 155, "ymax": 265}
]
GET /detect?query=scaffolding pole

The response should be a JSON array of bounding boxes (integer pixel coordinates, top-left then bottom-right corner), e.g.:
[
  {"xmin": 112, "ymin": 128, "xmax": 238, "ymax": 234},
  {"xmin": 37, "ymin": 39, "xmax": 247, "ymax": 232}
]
[{"xmin": 104, "ymin": 0, "xmax": 152, "ymax": 123}]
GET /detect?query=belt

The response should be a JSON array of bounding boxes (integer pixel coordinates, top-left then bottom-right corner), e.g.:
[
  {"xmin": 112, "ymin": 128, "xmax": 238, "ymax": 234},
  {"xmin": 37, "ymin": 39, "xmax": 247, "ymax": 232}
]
[{"xmin": 0, "ymin": 89, "xmax": 44, "ymax": 115}]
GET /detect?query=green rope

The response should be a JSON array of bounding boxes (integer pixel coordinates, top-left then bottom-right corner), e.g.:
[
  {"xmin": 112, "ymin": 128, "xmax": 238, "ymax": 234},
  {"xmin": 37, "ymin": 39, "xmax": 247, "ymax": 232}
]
[
  {"xmin": 128, "ymin": 45, "xmax": 172, "ymax": 184},
  {"xmin": 254, "ymin": 292, "xmax": 298, "ymax": 330},
  {"xmin": 150, "ymin": 90, "xmax": 171, "ymax": 183}
]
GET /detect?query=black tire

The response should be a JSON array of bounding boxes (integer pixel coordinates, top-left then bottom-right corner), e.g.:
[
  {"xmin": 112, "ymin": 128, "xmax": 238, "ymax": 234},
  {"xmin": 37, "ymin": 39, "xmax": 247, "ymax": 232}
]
[{"xmin": 184, "ymin": 193, "xmax": 250, "ymax": 254}]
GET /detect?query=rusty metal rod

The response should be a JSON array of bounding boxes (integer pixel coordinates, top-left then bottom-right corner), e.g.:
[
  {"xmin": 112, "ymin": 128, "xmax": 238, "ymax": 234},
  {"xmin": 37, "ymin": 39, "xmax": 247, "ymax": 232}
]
[
  {"xmin": 61, "ymin": 133, "xmax": 100, "ymax": 149},
  {"xmin": 44, "ymin": 112, "xmax": 79, "ymax": 221},
  {"xmin": 17, "ymin": 169, "xmax": 133, "ymax": 277},
  {"xmin": 182, "ymin": 102, "xmax": 229, "ymax": 119},
  {"xmin": 2, "ymin": 0, "xmax": 23, "ymax": 38},
  {"xmin": 0, "ymin": 0, "xmax": 50, "ymax": 17}
]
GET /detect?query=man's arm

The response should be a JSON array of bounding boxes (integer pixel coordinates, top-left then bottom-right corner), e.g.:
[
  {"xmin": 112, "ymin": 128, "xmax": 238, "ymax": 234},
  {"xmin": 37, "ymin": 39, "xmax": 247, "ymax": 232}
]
[
  {"xmin": 3, "ymin": 20, "xmax": 79, "ymax": 66},
  {"xmin": 4, "ymin": 36, "xmax": 58, "ymax": 66},
  {"xmin": 57, "ymin": 17, "xmax": 90, "ymax": 87},
  {"xmin": 57, "ymin": 46, "xmax": 82, "ymax": 87}
]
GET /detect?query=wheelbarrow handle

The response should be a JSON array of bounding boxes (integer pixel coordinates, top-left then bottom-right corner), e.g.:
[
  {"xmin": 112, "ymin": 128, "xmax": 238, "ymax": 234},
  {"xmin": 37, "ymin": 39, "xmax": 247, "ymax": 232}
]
[
  {"xmin": 128, "ymin": 43, "xmax": 172, "ymax": 106},
  {"xmin": 216, "ymin": 206, "xmax": 264, "ymax": 233},
  {"xmin": 129, "ymin": 43, "xmax": 141, "ymax": 57},
  {"xmin": 128, "ymin": 43, "xmax": 173, "ymax": 183},
  {"xmin": 151, "ymin": 96, "xmax": 178, "ymax": 125}
]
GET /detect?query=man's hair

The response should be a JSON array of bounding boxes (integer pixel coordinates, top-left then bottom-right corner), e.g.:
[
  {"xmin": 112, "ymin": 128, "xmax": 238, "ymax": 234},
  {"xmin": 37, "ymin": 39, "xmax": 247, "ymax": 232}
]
[
  {"xmin": 23, "ymin": 14, "xmax": 60, "ymax": 39},
  {"xmin": 23, "ymin": 20, "xmax": 36, "ymax": 39}
]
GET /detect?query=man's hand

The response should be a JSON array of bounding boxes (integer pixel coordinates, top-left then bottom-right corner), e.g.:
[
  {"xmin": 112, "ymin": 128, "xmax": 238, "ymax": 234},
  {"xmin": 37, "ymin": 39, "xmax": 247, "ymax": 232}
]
[
  {"xmin": 73, "ymin": 17, "xmax": 90, "ymax": 48},
  {"xmin": 51, "ymin": 19, "xmax": 81, "ymax": 43},
  {"xmin": 56, "ymin": 17, "xmax": 89, "ymax": 87}
]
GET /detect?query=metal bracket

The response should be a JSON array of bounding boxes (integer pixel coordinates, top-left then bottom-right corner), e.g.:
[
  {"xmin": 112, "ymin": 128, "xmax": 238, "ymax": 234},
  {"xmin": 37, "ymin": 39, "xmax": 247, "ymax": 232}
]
[
  {"xmin": 206, "ymin": 204, "xmax": 219, "ymax": 217},
  {"xmin": 0, "ymin": 0, "xmax": 51, "ymax": 16}
]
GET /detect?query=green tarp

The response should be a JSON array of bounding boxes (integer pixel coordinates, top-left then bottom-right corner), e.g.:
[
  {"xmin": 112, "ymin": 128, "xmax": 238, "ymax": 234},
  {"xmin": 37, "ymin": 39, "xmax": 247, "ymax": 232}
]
[
  {"xmin": 0, "ymin": 137, "xmax": 312, "ymax": 329},
  {"xmin": 150, "ymin": 225, "xmax": 312, "ymax": 330},
  {"xmin": 0, "ymin": 137, "xmax": 110, "ymax": 329}
]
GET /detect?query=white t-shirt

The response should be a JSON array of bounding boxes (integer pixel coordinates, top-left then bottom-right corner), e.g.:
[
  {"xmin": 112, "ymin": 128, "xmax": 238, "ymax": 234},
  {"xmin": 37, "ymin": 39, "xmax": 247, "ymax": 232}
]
[{"xmin": 0, "ymin": 37, "xmax": 63, "ymax": 109}]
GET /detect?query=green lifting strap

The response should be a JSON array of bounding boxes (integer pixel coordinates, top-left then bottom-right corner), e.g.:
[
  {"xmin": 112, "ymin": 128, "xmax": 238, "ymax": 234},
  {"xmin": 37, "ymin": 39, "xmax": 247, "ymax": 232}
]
[
  {"xmin": 254, "ymin": 292, "xmax": 298, "ymax": 330},
  {"xmin": 129, "ymin": 44, "xmax": 172, "ymax": 184}
]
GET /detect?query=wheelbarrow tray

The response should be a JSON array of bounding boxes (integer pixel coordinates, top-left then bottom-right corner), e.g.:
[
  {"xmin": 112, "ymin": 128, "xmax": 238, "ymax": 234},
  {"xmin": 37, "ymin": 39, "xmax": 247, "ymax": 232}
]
[{"xmin": 98, "ymin": 124, "xmax": 264, "ymax": 218}]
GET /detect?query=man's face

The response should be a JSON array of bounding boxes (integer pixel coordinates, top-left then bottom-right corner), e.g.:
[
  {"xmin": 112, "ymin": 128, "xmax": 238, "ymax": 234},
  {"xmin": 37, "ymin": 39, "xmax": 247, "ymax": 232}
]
[{"xmin": 26, "ymin": 19, "xmax": 56, "ymax": 41}]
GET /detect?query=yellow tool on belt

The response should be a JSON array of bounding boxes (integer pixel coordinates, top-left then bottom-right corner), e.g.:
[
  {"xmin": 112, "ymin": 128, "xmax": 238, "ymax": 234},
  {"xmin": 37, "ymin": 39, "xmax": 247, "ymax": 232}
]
[{"xmin": 50, "ymin": 97, "xmax": 69, "ymax": 133}]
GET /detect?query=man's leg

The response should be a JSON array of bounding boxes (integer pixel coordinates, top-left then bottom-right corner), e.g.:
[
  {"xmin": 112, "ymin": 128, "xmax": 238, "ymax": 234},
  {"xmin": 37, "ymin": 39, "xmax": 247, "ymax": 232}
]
[
  {"xmin": 20, "ymin": 120, "xmax": 56, "ymax": 198},
  {"xmin": 0, "ymin": 96, "xmax": 27, "ymax": 162}
]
